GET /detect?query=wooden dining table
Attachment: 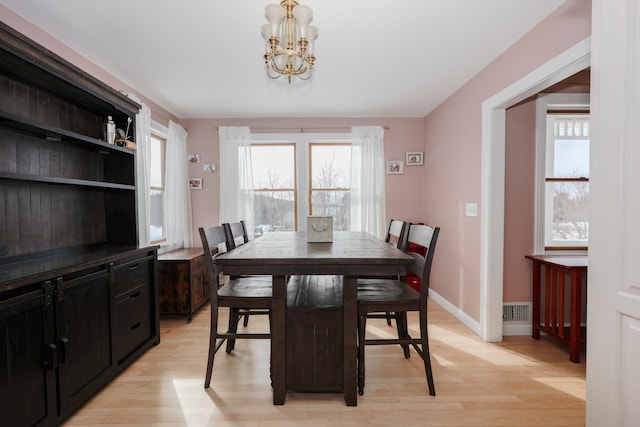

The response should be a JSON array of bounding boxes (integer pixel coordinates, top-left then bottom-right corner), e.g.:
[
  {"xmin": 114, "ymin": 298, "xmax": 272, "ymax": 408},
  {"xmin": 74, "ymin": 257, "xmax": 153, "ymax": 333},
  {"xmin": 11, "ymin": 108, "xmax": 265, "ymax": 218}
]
[{"xmin": 213, "ymin": 231, "xmax": 415, "ymax": 406}]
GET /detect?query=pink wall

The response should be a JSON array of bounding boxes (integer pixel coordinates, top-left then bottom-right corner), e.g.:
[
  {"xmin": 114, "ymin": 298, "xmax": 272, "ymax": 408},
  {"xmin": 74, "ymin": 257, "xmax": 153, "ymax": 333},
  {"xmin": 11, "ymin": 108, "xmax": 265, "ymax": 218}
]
[
  {"xmin": 182, "ymin": 117, "xmax": 426, "ymax": 244},
  {"xmin": 504, "ymin": 99, "xmax": 537, "ymax": 302},
  {"xmin": 422, "ymin": 0, "xmax": 591, "ymax": 321},
  {"xmin": 0, "ymin": 5, "xmax": 180, "ymax": 126},
  {"xmin": 3, "ymin": 0, "xmax": 592, "ymax": 326}
]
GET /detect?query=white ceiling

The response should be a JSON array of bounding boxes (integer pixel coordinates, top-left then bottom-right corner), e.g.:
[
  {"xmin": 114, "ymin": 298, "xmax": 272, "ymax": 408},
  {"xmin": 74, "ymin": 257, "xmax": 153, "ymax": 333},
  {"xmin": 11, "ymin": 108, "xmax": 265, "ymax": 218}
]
[{"xmin": 1, "ymin": 0, "xmax": 565, "ymax": 119}]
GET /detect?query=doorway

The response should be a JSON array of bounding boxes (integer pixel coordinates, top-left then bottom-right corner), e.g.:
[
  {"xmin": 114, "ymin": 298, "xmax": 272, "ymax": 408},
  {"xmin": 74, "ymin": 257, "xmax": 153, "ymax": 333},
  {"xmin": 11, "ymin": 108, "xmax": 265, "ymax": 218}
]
[{"xmin": 479, "ymin": 37, "xmax": 591, "ymax": 342}]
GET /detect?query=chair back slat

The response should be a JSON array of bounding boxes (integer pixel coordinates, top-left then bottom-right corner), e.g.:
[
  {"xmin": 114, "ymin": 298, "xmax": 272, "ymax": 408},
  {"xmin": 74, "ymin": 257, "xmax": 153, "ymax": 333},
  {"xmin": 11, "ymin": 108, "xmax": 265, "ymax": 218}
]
[
  {"xmin": 199, "ymin": 225, "xmax": 227, "ymax": 281},
  {"xmin": 224, "ymin": 221, "xmax": 249, "ymax": 251},
  {"xmin": 385, "ymin": 219, "xmax": 408, "ymax": 250}
]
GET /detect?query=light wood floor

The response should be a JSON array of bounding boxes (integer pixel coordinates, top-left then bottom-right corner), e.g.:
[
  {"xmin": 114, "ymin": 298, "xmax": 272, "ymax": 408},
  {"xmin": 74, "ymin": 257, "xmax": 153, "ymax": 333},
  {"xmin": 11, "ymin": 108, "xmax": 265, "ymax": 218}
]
[{"xmin": 63, "ymin": 300, "xmax": 586, "ymax": 426}]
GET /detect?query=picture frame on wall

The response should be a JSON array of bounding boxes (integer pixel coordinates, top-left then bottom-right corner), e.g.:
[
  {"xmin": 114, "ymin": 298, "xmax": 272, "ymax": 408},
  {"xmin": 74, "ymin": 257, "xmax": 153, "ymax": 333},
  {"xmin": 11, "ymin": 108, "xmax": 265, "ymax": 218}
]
[
  {"xmin": 406, "ymin": 151, "xmax": 424, "ymax": 166},
  {"xmin": 386, "ymin": 160, "xmax": 404, "ymax": 175},
  {"xmin": 189, "ymin": 178, "xmax": 203, "ymax": 190},
  {"xmin": 187, "ymin": 153, "xmax": 200, "ymax": 163}
]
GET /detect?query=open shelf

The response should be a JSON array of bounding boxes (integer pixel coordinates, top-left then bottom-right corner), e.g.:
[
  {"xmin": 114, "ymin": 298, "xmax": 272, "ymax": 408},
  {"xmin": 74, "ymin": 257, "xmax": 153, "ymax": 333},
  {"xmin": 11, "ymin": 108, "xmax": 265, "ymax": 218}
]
[
  {"xmin": 0, "ymin": 110, "xmax": 134, "ymax": 156},
  {"xmin": 0, "ymin": 171, "xmax": 136, "ymax": 191}
]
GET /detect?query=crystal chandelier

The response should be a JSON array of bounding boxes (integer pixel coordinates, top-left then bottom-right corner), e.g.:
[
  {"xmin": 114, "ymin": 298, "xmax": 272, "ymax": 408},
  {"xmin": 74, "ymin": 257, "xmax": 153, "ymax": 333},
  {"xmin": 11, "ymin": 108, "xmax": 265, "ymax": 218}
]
[{"xmin": 262, "ymin": 0, "xmax": 318, "ymax": 83}]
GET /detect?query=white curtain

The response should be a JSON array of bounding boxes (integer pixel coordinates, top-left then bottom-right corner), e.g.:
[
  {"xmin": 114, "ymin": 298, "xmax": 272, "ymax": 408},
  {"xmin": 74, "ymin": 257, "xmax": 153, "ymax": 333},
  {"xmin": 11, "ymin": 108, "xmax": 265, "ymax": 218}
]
[
  {"xmin": 350, "ymin": 125, "xmax": 387, "ymax": 239},
  {"xmin": 164, "ymin": 121, "xmax": 193, "ymax": 251},
  {"xmin": 131, "ymin": 94, "xmax": 151, "ymax": 247},
  {"xmin": 219, "ymin": 126, "xmax": 255, "ymax": 234}
]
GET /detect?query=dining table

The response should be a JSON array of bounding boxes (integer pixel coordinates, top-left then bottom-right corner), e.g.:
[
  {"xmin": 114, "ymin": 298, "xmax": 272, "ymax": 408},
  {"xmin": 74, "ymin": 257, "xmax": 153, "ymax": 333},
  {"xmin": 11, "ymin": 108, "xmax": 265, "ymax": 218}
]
[{"xmin": 212, "ymin": 230, "xmax": 415, "ymax": 406}]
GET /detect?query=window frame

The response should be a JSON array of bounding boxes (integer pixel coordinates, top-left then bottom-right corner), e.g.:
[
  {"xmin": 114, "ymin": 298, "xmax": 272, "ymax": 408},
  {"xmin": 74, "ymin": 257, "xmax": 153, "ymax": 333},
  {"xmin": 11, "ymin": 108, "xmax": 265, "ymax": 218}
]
[
  {"xmin": 251, "ymin": 142, "xmax": 298, "ymax": 232},
  {"xmin": 535, "ymin": 93, "xmax": 590, "ymax": 253},
  {"xmin": 250, "ymin": 133, "xmax": 351, "ymax": 232},
  {"xmin": 308, "ymin": 142, "xmax": 351, "ymax": 219},
  {"xmin": 149, "ymin": 125, "xmax": 167, "ymax": 245}
]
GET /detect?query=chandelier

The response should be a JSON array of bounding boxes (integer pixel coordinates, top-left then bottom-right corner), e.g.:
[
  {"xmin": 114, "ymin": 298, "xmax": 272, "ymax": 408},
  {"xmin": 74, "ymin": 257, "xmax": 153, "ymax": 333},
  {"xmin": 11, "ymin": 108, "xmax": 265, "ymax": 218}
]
[{"xmin": 262, "ymin": 0, "xmax": 318, "ymax": 83}]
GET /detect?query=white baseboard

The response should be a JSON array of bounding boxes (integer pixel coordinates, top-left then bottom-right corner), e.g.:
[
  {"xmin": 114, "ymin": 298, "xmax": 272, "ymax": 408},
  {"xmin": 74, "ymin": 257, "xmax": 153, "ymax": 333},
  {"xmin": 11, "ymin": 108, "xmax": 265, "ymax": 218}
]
[
  {"xmin": 429, "ymin": 289, "xmax": 481, "ymax": 337},
  {"xmin": 503, "ymin": 322, "xmax": 532, "ymax": 336}
]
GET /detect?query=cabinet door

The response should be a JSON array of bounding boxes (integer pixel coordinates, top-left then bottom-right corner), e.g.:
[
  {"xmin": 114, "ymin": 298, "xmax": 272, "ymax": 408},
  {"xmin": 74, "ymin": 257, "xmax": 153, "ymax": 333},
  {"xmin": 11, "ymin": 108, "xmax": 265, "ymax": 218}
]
[
  {"xmin": 191, "ymin": 255, "xmax": 211, "ymax": 311},
  {"xmin": 0, "ymin": 286, "xmax": 57, "ymax": 427},
  {"xmin": 55, "ymin": 268, "xmax": 112, "ymax": 417}
]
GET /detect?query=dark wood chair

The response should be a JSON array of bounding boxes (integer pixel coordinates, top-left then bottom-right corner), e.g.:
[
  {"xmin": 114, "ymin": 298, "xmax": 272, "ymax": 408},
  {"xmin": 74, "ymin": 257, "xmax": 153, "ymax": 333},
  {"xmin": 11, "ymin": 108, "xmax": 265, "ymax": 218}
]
[
  {"xmin": 223, "ymin": 221, "xmax": 271, "ymax": 346},
  {"xmin": 384, "ymin": 219, "xmax": 408, "ymax": 249},
  {"xmin": 365, "ymin": 219, "xmax": 409, "ymax": 325},
  {"xmin": 199, "ymin": 225, "xmax": 272, "ymax": 389},
  {"xmin": 357, "ymin": 223, "xmax": 440, "ymax": 396}
]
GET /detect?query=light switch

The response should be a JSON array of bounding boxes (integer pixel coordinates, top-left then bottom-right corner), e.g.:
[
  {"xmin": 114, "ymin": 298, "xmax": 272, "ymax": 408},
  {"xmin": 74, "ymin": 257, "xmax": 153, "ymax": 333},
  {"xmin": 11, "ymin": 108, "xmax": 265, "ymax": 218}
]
[{"xmin": 465, "ymin": 203, "xmax": 478, "ymax": 217}]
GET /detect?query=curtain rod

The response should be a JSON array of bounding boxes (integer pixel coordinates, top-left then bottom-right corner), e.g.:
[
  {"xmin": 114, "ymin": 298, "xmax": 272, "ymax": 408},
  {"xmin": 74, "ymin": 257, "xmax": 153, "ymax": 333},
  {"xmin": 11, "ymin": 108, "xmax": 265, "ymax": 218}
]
[{"xmin": 213, "ymin": 125, "xmax": 390, "ymax": 133}]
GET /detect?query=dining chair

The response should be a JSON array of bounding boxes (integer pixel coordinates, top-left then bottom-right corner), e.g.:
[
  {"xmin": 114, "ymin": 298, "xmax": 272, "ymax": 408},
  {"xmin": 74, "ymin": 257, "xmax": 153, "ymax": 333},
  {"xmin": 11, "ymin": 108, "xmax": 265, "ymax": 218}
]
[
  {"xmin": 356, "ymin": 223, "xmax": 440, "ymax": 396},
  {"xmin": 199, "ymin": 225, "xmax": 272, "ymax": 389},
  {"xmin": 222, "ymin": 221, "xmax": 271, "ymax": 350},
  {"xmin": 384, "ymin": 219, "xmax": 408, "ymax": 249},
  {"xmin": 364, "ymin": 219, "xmax": 409, "ymax": 325}
]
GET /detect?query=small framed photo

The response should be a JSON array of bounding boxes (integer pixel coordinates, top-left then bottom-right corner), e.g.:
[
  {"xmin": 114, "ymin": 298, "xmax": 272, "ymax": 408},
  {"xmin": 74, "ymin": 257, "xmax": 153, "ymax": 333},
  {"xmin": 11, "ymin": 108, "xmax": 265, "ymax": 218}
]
[
  {"xmin": 187, "ymin": 153, "xmax": 200, "ymax": 163},
  {"xmin": 203, "ymin": 163, "xmax": 216, "ymax": 173},
  {"xmin": 406, "ymin": 151, "xmax": 423, "ymax": 166},
  {"xmin": 386, "ymin": 160, "xmax": 404, "ymax": 175},
  {"xmin": 189, "ymin": 178, "xmax": 203, "ymax": 190}
]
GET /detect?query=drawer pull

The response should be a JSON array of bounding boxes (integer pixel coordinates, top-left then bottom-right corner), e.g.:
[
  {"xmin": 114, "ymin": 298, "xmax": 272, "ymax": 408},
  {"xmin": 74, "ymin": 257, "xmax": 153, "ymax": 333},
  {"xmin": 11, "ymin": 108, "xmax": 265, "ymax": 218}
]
[
  {"xmin": 45, "ymin": 343, "xmax": 58, "ymax": 370},
  {"xmin": 128, "ymin": 291, "xmax": 141, "ymax": 300},
  {"xmin": 59, "ymin": 337, "xmax": 70, "ymax": 363},
  {"xmin": 128, "ymin": 263, "xmax": 140, "ymax": 270},
  {"xmin": 130, "ymin": 321, "xmax": 142, "ymax": 331}
]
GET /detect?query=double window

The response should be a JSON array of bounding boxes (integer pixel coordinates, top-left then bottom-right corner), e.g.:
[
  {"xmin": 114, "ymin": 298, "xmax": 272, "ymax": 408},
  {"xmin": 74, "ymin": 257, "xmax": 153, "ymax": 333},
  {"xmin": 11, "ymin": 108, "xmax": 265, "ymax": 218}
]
[{"xmin": 250, "ymin": 134, "xmax": 351, "ymax": 233}]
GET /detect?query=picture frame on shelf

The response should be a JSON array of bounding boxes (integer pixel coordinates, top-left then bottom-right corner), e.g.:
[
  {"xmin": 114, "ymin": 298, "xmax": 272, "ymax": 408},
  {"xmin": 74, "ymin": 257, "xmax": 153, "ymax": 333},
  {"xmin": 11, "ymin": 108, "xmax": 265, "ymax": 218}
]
[
  {"xmin": 406, "ymin": 151, "xmax": 424, "ymax": 166},
  {"xmin": 189, "ymin": 178, "xmax": 203, "ymax": 190},
  {"xmin": 386, "ymin": 160, "xmax": 404, "ymax": 175}
]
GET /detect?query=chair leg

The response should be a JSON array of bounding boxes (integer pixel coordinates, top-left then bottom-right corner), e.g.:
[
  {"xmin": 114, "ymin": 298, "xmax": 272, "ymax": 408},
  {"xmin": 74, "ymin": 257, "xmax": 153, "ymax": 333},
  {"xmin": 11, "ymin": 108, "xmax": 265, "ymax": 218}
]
[
  {"xmin": 242, "ymin": 312, "xmax": 250, "ymax": 327},
  {"xmin": 226, "ymin": 307, "xmax": 240, "ymax": 354},
  {"xmin": 396, "ymin": 311, "xmax": 411, "ymax": 359},
  {"xmin": 419, "ymin": 308, "xmax": 436, "ymax": 396},
  {"xmin": 357, "ymin": 314, "xmax": 367, "ymax": 395},
  {"xmin": 204, "ymin": 301, "xmax": 220, "ymax": 388},
  {"xmin": 385, "ymin": 311, "xmax": 392, "ymax": 326}
]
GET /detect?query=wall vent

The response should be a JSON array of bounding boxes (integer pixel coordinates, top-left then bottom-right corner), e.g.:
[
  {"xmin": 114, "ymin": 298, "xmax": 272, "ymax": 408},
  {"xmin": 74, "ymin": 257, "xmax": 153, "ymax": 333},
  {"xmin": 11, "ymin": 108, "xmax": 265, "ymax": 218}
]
[{"xmin": 503, "ymin": 302, "xmax": 532, "ymax": 322}]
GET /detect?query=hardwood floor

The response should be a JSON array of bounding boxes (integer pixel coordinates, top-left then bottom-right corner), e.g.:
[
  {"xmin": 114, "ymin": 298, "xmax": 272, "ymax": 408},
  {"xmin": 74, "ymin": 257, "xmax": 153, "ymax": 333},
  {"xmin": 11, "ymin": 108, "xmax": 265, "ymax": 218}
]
[{"xmin": 63, "ymin": 300, "xmax": 585, "ymax": 426}]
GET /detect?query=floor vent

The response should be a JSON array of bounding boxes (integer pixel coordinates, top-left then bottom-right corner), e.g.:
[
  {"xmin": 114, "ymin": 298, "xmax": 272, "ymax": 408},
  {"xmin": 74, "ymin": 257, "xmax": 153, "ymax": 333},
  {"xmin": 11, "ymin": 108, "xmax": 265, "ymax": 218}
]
[{"xmin": 503, "ymin": 303, "xmax": 532, "ymax": 322}]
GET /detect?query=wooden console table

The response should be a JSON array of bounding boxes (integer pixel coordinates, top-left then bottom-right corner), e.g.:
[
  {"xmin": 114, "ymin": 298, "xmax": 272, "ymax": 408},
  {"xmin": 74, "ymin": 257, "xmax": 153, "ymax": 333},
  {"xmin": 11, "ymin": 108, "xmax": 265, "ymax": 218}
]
[
  {"xmin": 158, "ymin": 248, "xmax": 211, "ymax": 322},
  {"xmin": 525, "ymin": 255, "xmax": 587, "ymax": 363}
]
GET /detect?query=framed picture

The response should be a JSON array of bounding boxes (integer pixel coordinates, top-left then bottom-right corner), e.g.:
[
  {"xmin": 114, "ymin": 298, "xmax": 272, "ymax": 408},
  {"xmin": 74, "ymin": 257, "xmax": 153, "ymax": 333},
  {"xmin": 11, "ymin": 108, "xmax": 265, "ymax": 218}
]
[
  {"xmin": 187, "ymin": 153, "xmax": 200, "ymax": 163},
  {"xmin": 189, "ymin": 178, "xmax": 203, "ymax": 190},
  {"xmin": 406, "ymin": 151, "xmax": 423, "ymax": 166},
  {"xmin": 386, "ymin": 160, "xmax": 404, "ymax": 175},
  {"xmin": 203, "ymin": 163, "xmax": 216, "ymax": 173}
]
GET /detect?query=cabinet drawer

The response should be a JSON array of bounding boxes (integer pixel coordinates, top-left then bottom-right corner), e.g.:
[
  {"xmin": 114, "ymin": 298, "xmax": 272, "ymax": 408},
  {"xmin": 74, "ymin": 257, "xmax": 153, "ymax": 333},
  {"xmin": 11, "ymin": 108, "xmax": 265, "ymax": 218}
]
[
  {"xmin": 114, "ymin": 284, "xmax": 152, "ymax": 363},
  {"xmin": 112, "ymin": 255, "xmax": 154, "ymax": 297}
]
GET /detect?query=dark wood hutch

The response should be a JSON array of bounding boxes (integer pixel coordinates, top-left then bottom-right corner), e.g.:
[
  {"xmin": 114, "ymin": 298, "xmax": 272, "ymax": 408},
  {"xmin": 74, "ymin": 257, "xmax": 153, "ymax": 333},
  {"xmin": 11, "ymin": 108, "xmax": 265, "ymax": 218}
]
[{"xmin": 0, "ymin": 21, "xmax": 159, "ymax": 426}]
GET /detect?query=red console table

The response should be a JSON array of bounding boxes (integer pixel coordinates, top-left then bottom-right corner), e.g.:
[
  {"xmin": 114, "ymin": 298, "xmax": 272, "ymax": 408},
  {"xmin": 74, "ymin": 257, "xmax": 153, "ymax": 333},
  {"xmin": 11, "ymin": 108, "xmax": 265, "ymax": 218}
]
[{"xmin": 525, "ymin": 255, "xmax": 588, "ymax": 363}]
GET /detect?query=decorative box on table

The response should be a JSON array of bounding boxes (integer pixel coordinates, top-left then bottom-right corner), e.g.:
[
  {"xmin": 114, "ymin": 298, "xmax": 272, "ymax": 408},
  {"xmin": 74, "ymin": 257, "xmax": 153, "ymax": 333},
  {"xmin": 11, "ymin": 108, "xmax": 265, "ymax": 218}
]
[{"xmin": 307, "ymin": 216, "xmax": 333, "ymax": 242}]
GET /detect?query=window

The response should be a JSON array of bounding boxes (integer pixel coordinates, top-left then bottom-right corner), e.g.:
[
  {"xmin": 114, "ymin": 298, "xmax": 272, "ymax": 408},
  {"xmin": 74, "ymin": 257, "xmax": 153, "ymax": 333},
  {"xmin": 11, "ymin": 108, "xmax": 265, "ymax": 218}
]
[
  {"xmin": 536, "ymin": 94, "xmax": 590, "ymax": 251},
  {"xmin": 250, "ymin": 133, "xmax": 351, "ymax": 234},
  {"xmin": 150, "ymin": 133, "xmax": 166, "ymax": 243},
  {"xmin": 309, "ymin": 143, "xmax": 351, "ymax": 230},
  {"xmin": 251, "ymin": 144, "xmax": 297, "ymax": 234}
]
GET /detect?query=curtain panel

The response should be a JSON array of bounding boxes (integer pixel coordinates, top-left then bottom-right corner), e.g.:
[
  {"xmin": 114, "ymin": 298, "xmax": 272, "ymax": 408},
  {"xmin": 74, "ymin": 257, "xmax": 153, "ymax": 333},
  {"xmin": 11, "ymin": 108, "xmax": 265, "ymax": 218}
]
[
  {"xmin": 218, "ymin": 126, "xmax": 255, "ymax": 235},
  {"xmin": 131, "ymin": 94, "xmax": 151, "ymax": 247},
  {"xmin": 164, "ymin": 121, "xmax": 193, "ymax": 251},
  {"xmin": 350, "ymin": 125, "xmax": 387, "ymax": 239}
]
